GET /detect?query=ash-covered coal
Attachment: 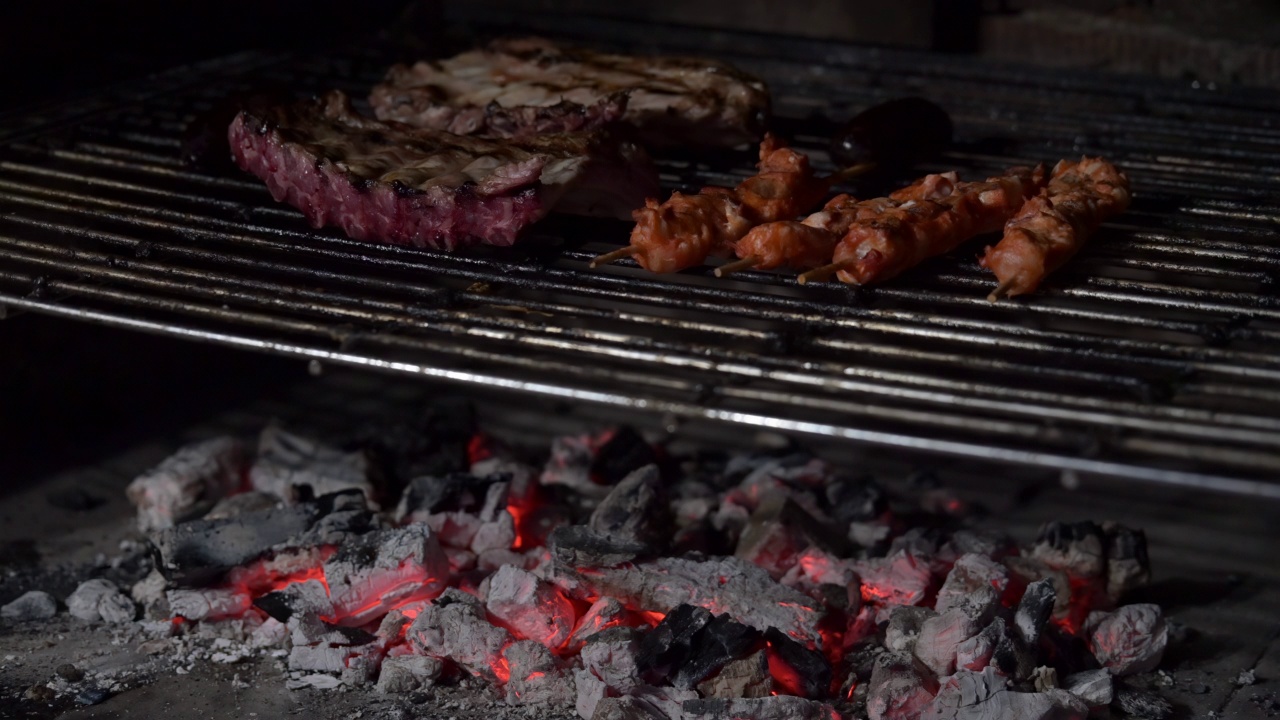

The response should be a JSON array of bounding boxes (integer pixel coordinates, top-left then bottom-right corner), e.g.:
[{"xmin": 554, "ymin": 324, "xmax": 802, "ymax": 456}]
[{"xmin": 24, "ymin": 401, "xmax": 1177, "ymax": 720}]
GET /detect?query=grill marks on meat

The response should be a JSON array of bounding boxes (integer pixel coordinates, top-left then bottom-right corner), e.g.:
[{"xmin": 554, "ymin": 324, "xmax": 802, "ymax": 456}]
[
  {"xmin": 981, "ymin": 157, "xmax": 1131, "ymax": 300},
  {"xmin": 228, "ymin": 91, "xmax": 657, "ymax": 250},
  {"xmin": 733, "ymin": 172, "xmax": 959, "ymax": 273},
  {"xmin": 369, "ymin": 37, "xmax": 770, "ymax": 148},
  {"xmin": 827, "ymin": 165, "xmax": 1046, "ymax": 285},
  {"xmin": 623, "ymin": 135, "xmax": 827, "ymax": 273}
]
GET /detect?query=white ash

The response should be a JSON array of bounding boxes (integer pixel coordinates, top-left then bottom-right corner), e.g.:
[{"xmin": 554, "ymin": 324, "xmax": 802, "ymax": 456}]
[
  {"xmin": 126, "ymin": 436, "xmax": 247, "ymax": 532},
  {"xmin": 1029, "ymin": 521, "xmax": 1105, "ymax": 579},
  {"xmin": 886, "ymin": 606, "xmax": 936, "ymax": 655},
  {"xmin": 423, "ymin": 511, "xmax": 483, "ymax": 548},
  {"xmin": 1087, "ymin": 603, "xmax": 1168, "ymax": 675},
  {"xmin": 67, "ymin": 579, "xmax": 136, "ymax": 624},
  {"xmin": 955, "ymin": 617, "xmax": 1004, "ymax": 673},
  {"xmin": 130, "ymin": 569, "xmax": 169, "ymax": 619},
  {"xmin": 323, "ymin": 524, "xmax": 449, "ymax": 626},
  {"xmin": 2, "ymin": 590, "xmax": 58, "ymax": 622},
  {"xmin": 630, "ymin": 685, "xmax": 699, "ymax": 719},
  {"xmin": 250, "ymin": 423, "xmax": 373, "ymax": 503},
  {"xmin": 484, "ymin": 565, "xmax": 576, "ymax": 649},
  {"xmin": 251, "ymin": 617, "xmax": 289, "ymax": 647},
  {"xmin": 915, "ymin": 608, "xmax": 982, "ymax": 678},
  {"xmin": 575, "ymin": 667, "xmax": 611, "ymax": 720},
  {"xmin": 471, "ymin": 511, "xmax": 517, "ymax": 554},
  {"xmin": 1062, "ymin": 669, "xmax": 1113, "ymax": 707},
  {"xmin": 867, "ymin": 657, "xmax": 939, "ymax": 720},
  {"xmin": 696, "ymin": 649, "xmax": 771, "ymax": 699},
  {"xmin": 855, "ymin": 550, "xmax": 935, "ymax": 622},
  {"xmin": 406, "ymin": 588, "xmax": 514, "ymax": 681},
  {"xmin": 1234, "ymin": 668, "xmax": 1257, "ymax": 687},
  {"xmin": 567, "ymin": 597, "xmax": 634, "ymax": 652},
  {"xmin": 921, "ymin": 666, "xmax": 1088, "ymax": 720},
  {"xmin": 580, "ymin": 627, "xmax": 644, "ymax": 694},
  {"xmin": 934, "ymin": 553, "xmax": 1008, "ymax": 623},
  {"xmin": 167, "ymin": 587, "xmax": 252, "ymax": 622},
  {"xmin": 376, "ymin": 655, "xmax": 444, "ymax": 693},
  {"xmin": 1002, "ymin": 557, "xmax": 1071, "ymax": 620},
  {"xmin": 205, "ymin": 490, "xmax": 281, "ymax": 519},
  {"xmin": 502, "ymin": 640, "xmax": 576, "ymax": 706}
]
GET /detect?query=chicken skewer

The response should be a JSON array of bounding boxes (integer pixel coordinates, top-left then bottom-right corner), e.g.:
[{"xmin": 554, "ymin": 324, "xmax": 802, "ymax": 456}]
[
  {"xmin": 798, "ymin": 165, "xmax": 1046, "ymax": 286},
  {"xmin": 980, "ymin": 157, "xmax": 1131, "ymax": 301},
  {"xmin": 590, "ymin": 134, "xmax": 830, "ymax": 272},
  {"xmin": 716, "ymin": 172, "xmax": 958, "ymax": 277}
]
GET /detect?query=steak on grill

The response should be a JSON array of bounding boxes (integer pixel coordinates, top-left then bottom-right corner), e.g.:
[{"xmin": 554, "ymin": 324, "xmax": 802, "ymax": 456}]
[
  {"xmin": 228, "ymin": 91, "xmax": 659, "ymax": 251},
  {"xmin": 369, "ymin": 37, "xmax": 770, "ymax": 148}
]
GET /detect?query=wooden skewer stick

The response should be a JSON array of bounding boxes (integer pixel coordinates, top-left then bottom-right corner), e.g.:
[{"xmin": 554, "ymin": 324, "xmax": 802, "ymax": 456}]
[
  {"xmin": 797, "ymin": 260, "xmax": 854, "ymax": 285},
  {"xmin": 589, "ymin": 245, "xmax": 639, "ymax": 268},
  {"xmin": 714, "ymin": 255, "xmax": 762, "ymax": 277},
  {"xmin": 986, "ymin": 279, "xmax": 1017, "ymax": 303},
  {"xmin": 825, "ymin": 161, "xmax": 878, "ymax": 185}
]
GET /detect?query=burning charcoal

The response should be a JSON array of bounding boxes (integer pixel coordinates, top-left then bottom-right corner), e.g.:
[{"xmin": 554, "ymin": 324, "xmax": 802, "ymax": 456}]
[
  {"xmin": 471, "ymin": 513, "xmax": 517, "ymax": 554},
  {"xmin": 66, "ymin": 579, "xmax": 136, "ymax": 623},
  {"xmin": 150, "ymin": 490, "xmax": 375, "ymax": 587},
  {"xmin": 423, "ymin": 511, "xmax": 483, "ymax": 549},
  {"xmin": 856, "ymin": 551, "xmax": 935, "ymax": 618},
  {"xmin": 541, "ymin": 429, "xmax": 619, "ymax": 497},
  {"xmin": 567, "ymin": 556, "xmax": 825, "ymax": 646},
  {"xmin": 1112, "ymin": 684, "xmax": 1172, "ymax": 720},
  {"xmin": 582, "ymin": 627, "xmax": 645, "ymax": 693},
  {"xmin": 1087, "ymin": 604, "xmax": 1167, "ymax": 676},
  {"xmin": 574, "ymin": 667, "xmax": 611, "ymax": 720},
  {"xmin": 478, "ymin": 548, "xmax": 532, "ymax": 571},
  {"xmin": 250, "ymin": 423, "xmax": 372, "ymax": 502},
  {"xmin": 995, "ymin": 578, "xmax": 1056, "ymax": 680},
  {"xmin": 1, "ymin": 590, "xmax": 57, "ymax": 622},
  {"xmin": 251, "ymin": 617, "xmax": 288, "ymax": 647},
  {"xmin": 589, "ymin": 465, "xmax": 671, "ymax": 551},
  {"xmin": 167, "ymin": 587, "xmax": 252, "ymax": 621},
  {"xmin": 780, "ymin": 547, "xmax": 860, "ymax": 610},
  {"xmin": 126, "ymin": 436, "xmax": 248, "ymax": 532},
  {"xmin": 922, "ymin": 666, "xmax": 1088, "ymax": 720},
  {"xmin": 290, "ymin": 615, "xmax": 377, "ymax": 648},
  {"xmin": 683, "ymin": 696, "xmax": 840, "ymax": 720},
  {"xmin": 915, "ymin": 608, "xmax": 982, "ymax": 677},
  {"xmin": 890, "ymin": 528, "xmax": 945, "ymax": 558},
  {"xmin": 698, "ymin": 649, "xmax": 771, "ymax": 699},
  {"xmin": 764, "ymin": 627, "xmax": 830, "ymax": 699},
  {"xmin": 1102, "ymin": 523, "xmax": 1151, "ymax": 603},
  {"xmin": 550, "ymin": 525, "xmax": 650, "ymax": 567},
  {"xmin": 673, "ymin": 614, "xmax": 762, "ymax": 691},
  {"xmin": 1003, "ymin": 557, "xmax": 1071, "ymax": 621},
  {"xmin": 407, "ymin": 588, "xmax": 514, "ymax": 681},
  {"xmin": 591, "ymin": 427, "xmax": 659, "ymax": 487},
  {"xmin": 253, "ymin": 578, "xmax": 333, "ymax": 622},
  {"xmin": 567, "ymin": 597, "xmax": 648, "ymax": 652},
  {"xmin": 826, "ymin": 474, "xmax": 887, "ymax": 525},
  {"xmin": 445, "ymin": 547, "xmax": 477, "ymax": 572},
  {"xmin": 639, "ymin": 604, "xmax": 713, "ymax": 683},
  {"xmin": 935, "ymin": 553, "xmax": 1009, "ymax": 623},
  {"xmin": 591, "ymin": 696, "xmax": 667, "ymax": 720},
  {"xmin": 1062, "ymin": 669, "xmax": 1112, "ymax": 707},
  {"xmin": 737, "ymin": 496, "xmax": 846, "ymax": 579},
  {"xmin": 1030, "ymin": 521, "xmax": 1105, "ymax": 579},
  {"xmin": 946, "ymin": 529, "xmax": 1016, "ymax": 561},
  {"xmin": 323, "ymin": 524, "xmax": 448, "ymax": 626},
  {"xmin": 289, "ymin": 626, "xmax": 379, "ymax": 675},
  {"xmin": 376, "ymin": 655, "xmax": 444, "ymax": 694},
  {"xmin": 484, "ymin": 565, "xmax": 576, "ymax": 648},
  {"xmin": 205, "ymin": 490, "xmax": 280, "ymax": 519},
  {"xmin": 886, "ymin": 606, "xmax": 937, "ymax": 655},
  {"xmin": 503, "ymin": 640, "xmax": 576, "ymax": 706},
  {"xmin": 955, "ymin": 617, "xmax": 1004, "ymax": 672}
]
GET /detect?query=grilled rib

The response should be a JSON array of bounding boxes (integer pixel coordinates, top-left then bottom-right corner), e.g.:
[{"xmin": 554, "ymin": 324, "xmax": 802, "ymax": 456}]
[
  {"xmin": 981, "ymin": 157, "xmax": 1131, "ymax": 300},
  {"xmin": 228, "ymin": 91, "xmax": 659, "ymax": 251},
  {"xmin": 369, "ymin": 37, "xmax": 770, "ymax": 148}
]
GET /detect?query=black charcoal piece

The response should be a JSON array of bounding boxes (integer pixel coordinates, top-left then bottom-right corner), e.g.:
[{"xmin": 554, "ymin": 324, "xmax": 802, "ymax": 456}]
[
  {"xmin": 1113, "ymin": 684, "xmax": 1173, "ymax": 720},
  {"xmin": 826, "ymin": 475, "xmax": 886, "ymax": 524},
  {"xmin": 358, "ymin": 398, "xmax": 475, "ymax": 488},
  {"xmin": 46, "ymin": 487, "xmax": 106, "ymax": 511},
  {"xmin": 590, "ymin": 426, "xmax": 657, "ymax": 486},
  {"xmin": 549, "ymin": 525, "xmax": 649, "ymax": 567},
  {"xmin": 763, "ymin": 627, "xmax": 830, "ymax": 699},
  {"xmin": 397, "ymin": 472, "xmax": 502, "ymax": 519},
  {"xmin": 672, "ymin": 614, "xmax": 762, "ymax": 690},
  {"xmin": 75, "ymin": 687, "xmax": 111, "ymax": 706},
  {"xmin": 1039, "ymin": 626, "xmax": 1101, "ymax": 677},
  {"xmin": 638, "ymin": 604, "xmax": 713, "ymax": 684},
  {"xmin": 55, "ymin": 664, "xmax": 84, "ymax": 682},
  {"xmin": 1103, "ymin": 523, "xmax": 1151, "ymax": 602},
  {"xmin": 588, "ymin": 464, "xmax": 670, "ymax": 550}
]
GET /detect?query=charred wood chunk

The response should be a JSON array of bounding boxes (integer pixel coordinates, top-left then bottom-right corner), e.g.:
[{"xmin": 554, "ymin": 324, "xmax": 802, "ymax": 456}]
[
  {"xmin": 582, "ymin": 626, "xmax": 645, "ymax": 693},
  {"xmin": 323, "ymin": 524, "xmax": 448, "ymax": 627},
  {"xmin": 167, "ymin": 587, "xmax": 251, "ymax": 622},
  {"xmin": 886, "ymin": 606, "xmax": 938, "ymax": 655},
  {"xmin": 915, "ymin": 608, "xmax": 982, "ymax": 678},
  {"xmin": 1003, "ymin": 557, "xmax": 1071, "ymax": 621},
  {"xmin": 483, "ymin": 565, "xmax": 576, "ymax": 649},
  {"xmin": 697, "ymin": 649, "xmax": 772, "ymax": 699},
  {"xmin": 638, "ymin": 604, "xmax": 713, "ymax": 684},
  {"xmin": 996, "ymin": 577, "xmax": 1057, "ymax": 680},
  {"xmin": 1061, "ymin": 669, "xmax": 1113, "ymax": 708},
  {"xmin": 406, "ymin": 588, "xmax": 514, "ymax": 682},
  {"xmin": 574, "ymin": 667, "xmax": 610, "ymax": 720},
  {"xmin": 1, "ymin": 591, "xmax": 57, "ymax": 622},
  {"xmin": 66, "ymin": 579, "xmax": 136, "ymax": 624},
  {"xmin": 126, "ymin": 436, "xmax": 248, "ymax": 532},
  {"xmin": 375, "ymin": 655, "xmax": 444, "ymax": 694},
  {"xmin": 590, "ymin": 427, "xmax": 658, "ymax": 487},
  {"xmin": 568, "ymin": 556, "xmax": 825, "ymax": 647},
  {"xmin": 1031, "ymin": 521, "xmax": 1105, "ymax": 579},
  {"xmin": 956, "ymin": 617, "xmax": 1005, "ymax": 673},
  {"xmin": 856, "ymin": 550, "xmax": 935, "ymax": 616},
  {"xmin": 249, "ymin": 423, "xmax": 373, "ymax": 502},
  {"xmin": 1038, "ymin": 625, "xmax": 1101, "ymax": 678},
  {"xmin": 589, "ymin": 465, "xmax": 671, "ymax": 552},
  {"xmin": 567, "ymin": 597, "xmax": 648, "ymax": 652},
  {"xmin": 395, "ymin": 472, "xmax": 503, "ymax": 522},
  {"xmin": 763, "ymin": 627, "xmax": 830, "ymax": 699},
  {"xmin": 1102, "ymin": 523, "xmax": 1151, "ymax": 603},
  {"xmin": 825, "ymin": 474, "xmax": 887, "ymax": 525},
  {"xmin": 1087, "ymin": 604, "xmax": 1167, "ymax": 676},
  {"xmin": 358, "ymin": 398, "xmax": 475, "ymax": 490},
  {"xmin": 922, "ymin": 666, "xmax": 1089, "ymax": 720},
  {"xmin": 253, "ymin": 578, "xmax": 333, "ymax": 623},
  {"xmin": 549, "ymin": 525, "xmax": 650, "ymax": 568},
  {"xmin": 591, "ymin": 695, "xmax": 667, "ymax": 720},
  {"xmin": 946, "ymin": 529, "xmax": 1017, "ymax": 561},
  {"xmin": 150, "ymin": 490, "xmax": 373, "ymax": 587},
  {"xmin": 682, "ymin": 696, "xmax": 841, "ymax": 720},
  {"xmin": 503, "ymin": 640, "xmax": 575, "ymax": 706},
  {"xmin": 934, "ymin": 553, "xmax": 1009, "ymax": 624},
  {"xmin": 736, "ymin": 496, "xmax": 847, "ymax": 580},
  {"xmin": 673, "ymin": 614, "xmax": 762, "ymax": 691},
  {"xmin": 866, "ymin": 657, "xmax": 940, "ymax": 720}
]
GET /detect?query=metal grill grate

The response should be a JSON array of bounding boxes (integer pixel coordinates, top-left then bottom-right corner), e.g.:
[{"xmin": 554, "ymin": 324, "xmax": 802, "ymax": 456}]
[{"xmin": 4, "ymin": 14, "xmax": 1280, "ymax": 499}]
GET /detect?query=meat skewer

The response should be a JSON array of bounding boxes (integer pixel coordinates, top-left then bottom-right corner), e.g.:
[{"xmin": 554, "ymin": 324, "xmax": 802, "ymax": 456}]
[
  {"xmin": 590, "ymin": 133, "xmax": 829, "ymax": 272},
  {"xmin": 716, "ymin": 172, "xmax": 958, "ymax": 277},
  {"xmin": 798, "ymin": 165, "xmax": 1046, "ymax": 285},
  {"xmin": 980, "ymin": 157, "xmax": 1131, "ymax": 301}
]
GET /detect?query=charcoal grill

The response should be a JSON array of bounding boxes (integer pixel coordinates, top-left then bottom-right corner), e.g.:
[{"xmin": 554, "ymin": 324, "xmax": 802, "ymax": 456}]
[{"xmin": 4, "ymin": 10, "xmax": 1280, "ymax": 500}]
